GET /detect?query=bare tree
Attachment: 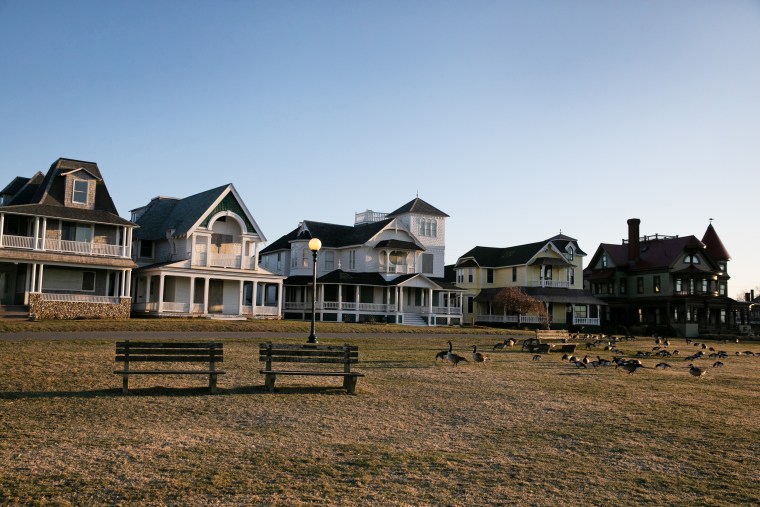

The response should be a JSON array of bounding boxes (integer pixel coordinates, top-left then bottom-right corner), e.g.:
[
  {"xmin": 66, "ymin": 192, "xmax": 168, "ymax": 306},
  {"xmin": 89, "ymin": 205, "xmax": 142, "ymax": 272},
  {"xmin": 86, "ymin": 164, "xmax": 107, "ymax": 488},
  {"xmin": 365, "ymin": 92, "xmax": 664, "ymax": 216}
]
[{"xmin": 494, "ymin": 287, "xmax": 548, "ymax": 327}]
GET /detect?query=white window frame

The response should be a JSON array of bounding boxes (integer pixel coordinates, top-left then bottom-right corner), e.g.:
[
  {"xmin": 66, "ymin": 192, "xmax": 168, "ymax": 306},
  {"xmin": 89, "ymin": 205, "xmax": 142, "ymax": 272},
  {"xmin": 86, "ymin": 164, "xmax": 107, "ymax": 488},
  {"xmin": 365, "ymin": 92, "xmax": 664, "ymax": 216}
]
[{"xmin": 72, "ymin": 179, "xmax": 89, "ymax": 204}]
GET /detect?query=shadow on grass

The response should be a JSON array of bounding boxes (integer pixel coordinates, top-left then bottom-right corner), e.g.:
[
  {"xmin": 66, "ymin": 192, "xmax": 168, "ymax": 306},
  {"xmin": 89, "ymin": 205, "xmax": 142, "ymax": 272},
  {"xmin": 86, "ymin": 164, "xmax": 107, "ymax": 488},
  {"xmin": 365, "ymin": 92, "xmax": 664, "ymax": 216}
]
[{"xmin": 0, "ymin": 383, "xmax": 361, "ymax": 399}]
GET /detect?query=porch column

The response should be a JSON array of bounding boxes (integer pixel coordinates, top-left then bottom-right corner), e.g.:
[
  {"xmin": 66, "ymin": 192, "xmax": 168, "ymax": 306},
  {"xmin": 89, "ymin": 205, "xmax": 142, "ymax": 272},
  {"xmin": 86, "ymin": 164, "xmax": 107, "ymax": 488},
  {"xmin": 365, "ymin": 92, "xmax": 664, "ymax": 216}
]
[
  {"xmin": 127, "ymin": 227, "xmax": 133, "ymax": 259},
  {"xmin": 126, "ymin": 270, "xmax": 132, "ymax": 298},
  {"xmin": 570, "ymin": 304, "xmax": 575, "ymax": 325},
  {"xmin": 190, "ymin": 235, "xmax": 197, "ymax": 266},
  {"xmin": 37, "ymin": 264, "xmax": 44, "ymax": 292},
  {"xmin": 189, "ymin": 276, "xmax": 196, "ymax": 313},
  {"xmin": 253, "ymin": 242, "xmax": 259, "ymax": 270},
  {"xmin": 277, "ymin": 282, "xmax": 283, "ymax": 317},
  {"xmin": 0, "ymin": 212, "xmax": 4, "ymax": 247},
  {"xmin": 251, "ymin": 281, "xmax": 258, "ymax": 315},
  {"xmin": 157, "ymin": 274, "xmax": 165, "ymax": 313},
  {"xmin": 105, "ymin": 270, "xmax": 111, "ymax": 297},
  {"xmin": 238, "ymin": 280, "xmax": 244, "ymax": 315},
  {"xmin": 30, "ymin": 263, "xmax": 37, "ymax": 293},
  {"xmin": 399, "ymin": 287, "xmax": 404, "ymax": 315},
  {"xmin": 203, "ymin": 277, "xmax": 209, "ymax": 315},
  {"xmin": 336, "ymin": 284, "xmax": 343, "ymax": 322},
  {"xmin": 428, "ymin": 288, "xmax": 434, "ymax": 326},
  {"xmin": 121, "ymin": 226, "xmax": 127, "ymax": 257},
  {"xmin": 355, "ymin": 285, "xmax": 360, "ymax": 320},
  {"xmin": 207, "ymin": 236, "xmax": 212, "ymax": 267},
  {"xmin": 319, "ymin": 283, "xmax": 325, "ymax": 322},
  {"xmin": 33, "ymin": 217, "xmax": 40, "ymax": 250},
  {"xmin": 40, "ymin": 218, "xmax": 47, "ymax": 250}
]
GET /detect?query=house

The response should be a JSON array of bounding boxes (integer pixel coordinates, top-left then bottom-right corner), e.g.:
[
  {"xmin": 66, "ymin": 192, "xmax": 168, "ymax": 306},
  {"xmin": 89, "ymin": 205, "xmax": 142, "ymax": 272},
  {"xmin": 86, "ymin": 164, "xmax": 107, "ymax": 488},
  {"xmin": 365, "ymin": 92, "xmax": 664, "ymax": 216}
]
[
  {"xmin": 0, "ymin": 158, "xmax": 136, "ymax": 319},
  {"xmin": 129, "ymin": 184, "xmax": 284, "ymax": 318},
  {"xmin": 583, "ymin": 218, "xmax": 739, "ymax": 337},
  {"xmin": 454, "ymin": 234, "xmax": 604, "ymax": 328},
  {"xmin": 259, "ymin": 197, "xmax": 463, "ymax": 326}
]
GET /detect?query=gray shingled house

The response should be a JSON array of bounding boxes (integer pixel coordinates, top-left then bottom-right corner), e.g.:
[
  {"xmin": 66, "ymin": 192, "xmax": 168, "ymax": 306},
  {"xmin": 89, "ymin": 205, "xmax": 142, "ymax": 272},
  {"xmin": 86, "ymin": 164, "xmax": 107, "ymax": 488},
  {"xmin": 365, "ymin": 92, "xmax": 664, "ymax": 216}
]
[
  {"xmin": 129, "ymin": 184, "xmax": 284, "ymax": 318},
  {"xmin": 259, "ymin": 197, "xmax": 463, "ymax": 326},
  {"xmin": 0, "ymin": 158, "xmax": 137, "ymax": 319}
]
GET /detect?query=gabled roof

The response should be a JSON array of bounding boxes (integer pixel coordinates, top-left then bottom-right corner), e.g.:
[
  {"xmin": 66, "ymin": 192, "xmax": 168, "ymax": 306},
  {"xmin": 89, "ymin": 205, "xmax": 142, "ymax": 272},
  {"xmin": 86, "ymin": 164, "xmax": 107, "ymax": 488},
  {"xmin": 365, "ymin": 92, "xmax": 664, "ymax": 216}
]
[
  {"xmin": 132, "ymin": 184, "xmax": 263, "ymax": 241},
  {"xmin": 133, "ymin": 185, "xmax": 227, "ymax": 240},
  {"xmin": 701, "ymin": 223, "xmax": 731, "ymax": 261},
  {"xmin": 261, "ymin": 218, "xmax": 396, "ymax": 254},
  {"xmin": 587, "ymin": 235, "xmax": 715, "ymax": 273},
  {"xmin": 1, "ymin": 176, "xmax": 32, "ymax": 199},
  {"xmin": 374, "ymin": 239, "xmax": 424, "ymax": 251},
  {"xmin": 456, "ymin": 235, "xmax": 585, "ymax": 269},
  {"xmin": 387, "ymin": 197, "xmax": 449, "ymax": 218},
  {"xmin": 0, "ymin": 158, "xmax": 131, "ymax": 226}
]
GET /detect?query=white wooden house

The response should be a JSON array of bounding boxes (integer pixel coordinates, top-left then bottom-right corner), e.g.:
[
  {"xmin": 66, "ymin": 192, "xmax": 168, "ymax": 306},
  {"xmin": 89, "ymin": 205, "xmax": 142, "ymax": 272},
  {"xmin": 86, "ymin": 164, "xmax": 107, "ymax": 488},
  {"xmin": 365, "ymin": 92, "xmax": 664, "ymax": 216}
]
[
  {"xmin": 259, "ymin": 197, "xmax": 463, "ymax": 326},
  {"xmin": 129, "ymin": 184, "xmax": 284, "ymax": 318},
  {"xmin": 0, "ymin": 158, "xmax": 136, "ymax": 319}
]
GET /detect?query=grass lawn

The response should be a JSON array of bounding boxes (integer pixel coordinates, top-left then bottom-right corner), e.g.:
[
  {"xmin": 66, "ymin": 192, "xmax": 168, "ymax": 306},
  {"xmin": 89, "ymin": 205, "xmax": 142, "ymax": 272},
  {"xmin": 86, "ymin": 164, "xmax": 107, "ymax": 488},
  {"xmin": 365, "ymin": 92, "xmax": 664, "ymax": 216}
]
[{"xmin": 1, "ymin": 333, "xmax": 758, "ymax": 506}]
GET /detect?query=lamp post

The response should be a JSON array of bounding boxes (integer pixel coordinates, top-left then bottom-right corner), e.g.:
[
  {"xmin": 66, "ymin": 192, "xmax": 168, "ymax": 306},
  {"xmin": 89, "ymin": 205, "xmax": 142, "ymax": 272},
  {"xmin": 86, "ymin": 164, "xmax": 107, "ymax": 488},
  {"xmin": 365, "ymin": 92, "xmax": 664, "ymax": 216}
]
[{"xmin": 307, "ymin": 237, "xmax": 322, "ymax": 343}]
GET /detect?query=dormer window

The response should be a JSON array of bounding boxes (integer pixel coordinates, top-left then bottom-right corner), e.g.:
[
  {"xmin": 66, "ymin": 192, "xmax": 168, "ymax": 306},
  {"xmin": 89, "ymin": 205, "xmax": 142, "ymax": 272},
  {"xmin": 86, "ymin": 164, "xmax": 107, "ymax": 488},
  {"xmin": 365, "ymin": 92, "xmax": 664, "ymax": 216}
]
[
  {"xmin": 601, "ymin": 254, "xmax": 608, "ymax": 268},
  {"xmin": 566, "ymin": 247, "xmax": 574, "ymax": 261},
  {"xmin": 72, "ymin": 179, "xmax": 89, "ymax": 204},
  {"xmin": 684, "ymin": 254, "xmax": 700, "ymax": 265}
]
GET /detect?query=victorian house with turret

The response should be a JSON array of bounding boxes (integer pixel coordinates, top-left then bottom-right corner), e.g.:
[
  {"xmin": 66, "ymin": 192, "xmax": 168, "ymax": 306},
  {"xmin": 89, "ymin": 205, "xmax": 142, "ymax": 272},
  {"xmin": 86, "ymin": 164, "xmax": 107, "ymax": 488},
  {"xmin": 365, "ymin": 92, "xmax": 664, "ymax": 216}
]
[
  {"xmin": 0, "ymin": 158, "xmax": 136, "ymax": 319},
  {"xmin": 583, "ymin": 218, "xmax": 740, "ymax": 337},
  {"xmin": 259, "ymin": 197, "xmax": 463, "ymax": 326},
  {"xmin": 129, "ymin": 184, "xmax": 284, "ymax": 318},
  {"xmin": 454, "ymin": 234, "xmax": 605, "ymax": 328}
]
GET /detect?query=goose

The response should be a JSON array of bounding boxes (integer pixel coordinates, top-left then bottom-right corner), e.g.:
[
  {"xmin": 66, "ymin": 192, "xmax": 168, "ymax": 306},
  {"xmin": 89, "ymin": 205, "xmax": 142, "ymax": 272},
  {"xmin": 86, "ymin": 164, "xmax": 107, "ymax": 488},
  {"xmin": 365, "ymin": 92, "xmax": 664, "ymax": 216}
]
[
  {"xmin": 655, "ymin": 362, "xmax": 671, "ymax": 369},
  {"xmin": 619, "ymin": 362, "xmax": 643, "ymax": 374},
  {"xmin": 561, "ymin": 354, "xmax": 570, "ymax": 361},
  {"xmin": 688, "ymin": 364, "xmax": 707, "ymax": 379},
  {"xmin": 435, "ymin": 350, "xmax": 448, "ymax": 361},
  {"xmin": 506, "ymin": 338, "xmax": 516, "ymax": 347},
  {"xmin": 582, "ymin": 355, "xmax": 590, "ymax": 365},
  {"xmin": 493, "ymin": 342, "xmax": 506, "ymax": 351},
  {"xmin": 712, "ymin": 361, "xmax": 724, "ymax": 368},
  {"xmin": 445, "ymin": 341, "xmax": 468, "ymax": 366},
  {"xmin": 571, "ymin": 360, "xmax": 587, "ymax": 368},
  {"xmin": 471, "ymin": 345, "xmax": 489, "ymax": 364},
  {"xmin": 532, "ymin": 354, "xmax": 541, "ymax": 361},
  {"xmin": 597, "ymin": 356, "xmax": 611, "ymax": 367}
]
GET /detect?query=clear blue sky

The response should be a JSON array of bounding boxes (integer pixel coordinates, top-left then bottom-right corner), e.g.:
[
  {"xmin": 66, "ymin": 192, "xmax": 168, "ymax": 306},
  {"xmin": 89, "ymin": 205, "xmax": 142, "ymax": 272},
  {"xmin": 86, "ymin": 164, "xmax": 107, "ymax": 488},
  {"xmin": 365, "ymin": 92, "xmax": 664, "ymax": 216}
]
[{"xmin": 1, "ymin": 1, "xmax": 758, "ymax": 297}]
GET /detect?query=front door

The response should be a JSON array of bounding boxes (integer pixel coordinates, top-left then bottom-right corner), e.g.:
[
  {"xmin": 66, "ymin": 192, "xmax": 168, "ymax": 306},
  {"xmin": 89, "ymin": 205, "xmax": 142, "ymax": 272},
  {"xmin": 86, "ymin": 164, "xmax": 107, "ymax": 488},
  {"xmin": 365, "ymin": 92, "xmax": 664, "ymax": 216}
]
[{"xmin": 208, "ymin": 279, "xmax": 224, "ymax": 314}]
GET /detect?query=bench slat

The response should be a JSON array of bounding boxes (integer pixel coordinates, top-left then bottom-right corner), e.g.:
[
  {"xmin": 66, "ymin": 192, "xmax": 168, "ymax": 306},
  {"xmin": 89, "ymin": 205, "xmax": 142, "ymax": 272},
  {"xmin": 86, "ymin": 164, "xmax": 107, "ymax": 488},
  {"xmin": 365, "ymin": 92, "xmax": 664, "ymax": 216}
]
[
  {"xmin": 258, "ymin": 356, "xmax": 358, "ymax": 365},
  {"xmin": 115, "ymin": 370, "xmax": 226, "ymax": 375},
  {"xmin": 259, "ymin": 344, "xmax": 357, "ymax": 351},
  {"xmin": 116, "ymin": 348, "xmax": 222, "ymax": 355},
  {"xmin": 258, "ymin": 352, "xmax": 358, "ymax": 360},
  {"xmin": 117, "ymin": 342, "xmax": 222, "ymax": 348},
  {"xmin": 116, "ymin": 356, "xmax": 224, "ymax": 362},
  {"xmin": 258, "ymin": 349, "xmax": 357, "ymax": 357},
  {"xmin": 258, "ymin": 370, "xmax": 364, "ymax": 377}
]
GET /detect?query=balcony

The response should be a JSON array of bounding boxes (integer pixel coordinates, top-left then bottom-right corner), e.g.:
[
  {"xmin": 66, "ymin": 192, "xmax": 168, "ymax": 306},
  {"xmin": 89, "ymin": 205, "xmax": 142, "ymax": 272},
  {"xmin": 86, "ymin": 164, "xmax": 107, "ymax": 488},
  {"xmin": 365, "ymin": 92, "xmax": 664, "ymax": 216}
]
[
  {"xmin": 1, "ymin": 234, "xmax": 126, "ymax": 257},
  {"xmin": 529, "ymin": 280, "xmax": 570, "ymax": 288}
]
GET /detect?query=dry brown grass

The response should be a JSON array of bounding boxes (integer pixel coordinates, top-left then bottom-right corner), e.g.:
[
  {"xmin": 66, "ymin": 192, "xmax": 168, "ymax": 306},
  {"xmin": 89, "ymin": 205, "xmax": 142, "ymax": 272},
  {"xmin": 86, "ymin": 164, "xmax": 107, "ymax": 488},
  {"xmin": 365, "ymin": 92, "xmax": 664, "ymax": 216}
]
[{"xmin": 1, "ymin": 334, "xmax": 759, "ymax": 506}]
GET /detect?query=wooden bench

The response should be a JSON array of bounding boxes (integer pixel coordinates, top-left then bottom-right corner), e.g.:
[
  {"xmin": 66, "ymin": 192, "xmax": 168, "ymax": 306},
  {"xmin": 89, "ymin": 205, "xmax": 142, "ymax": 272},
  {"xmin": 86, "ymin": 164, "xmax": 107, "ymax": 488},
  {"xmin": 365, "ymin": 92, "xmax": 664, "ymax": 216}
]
[
  {"xmin": 536, "ymin": 329, "xmax": 571, "ymax": 341},
  {"xmin": 258, "ymin": 343, "xmax": 364, "ymax": 394},
  {"xmin": 114, "ymin": 341, "xmax": 225, "ymax": 394}
]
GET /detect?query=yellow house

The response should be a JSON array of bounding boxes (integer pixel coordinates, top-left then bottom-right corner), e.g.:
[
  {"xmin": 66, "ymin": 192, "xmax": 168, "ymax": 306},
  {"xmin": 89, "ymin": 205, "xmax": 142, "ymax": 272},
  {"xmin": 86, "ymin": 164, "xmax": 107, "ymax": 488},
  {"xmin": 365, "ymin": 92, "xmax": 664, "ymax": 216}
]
[{"xmin": 454, "ymin": 234, "xmax": 605, "ymax": 328}]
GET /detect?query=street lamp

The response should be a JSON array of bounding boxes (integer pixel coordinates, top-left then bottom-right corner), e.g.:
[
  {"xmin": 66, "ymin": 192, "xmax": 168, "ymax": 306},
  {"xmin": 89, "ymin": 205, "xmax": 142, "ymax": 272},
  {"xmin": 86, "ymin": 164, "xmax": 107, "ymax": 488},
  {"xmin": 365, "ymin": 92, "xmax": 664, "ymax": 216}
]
[{"xmin": 307, "ymin": 237, "xmax": 322, "ymax": 343}]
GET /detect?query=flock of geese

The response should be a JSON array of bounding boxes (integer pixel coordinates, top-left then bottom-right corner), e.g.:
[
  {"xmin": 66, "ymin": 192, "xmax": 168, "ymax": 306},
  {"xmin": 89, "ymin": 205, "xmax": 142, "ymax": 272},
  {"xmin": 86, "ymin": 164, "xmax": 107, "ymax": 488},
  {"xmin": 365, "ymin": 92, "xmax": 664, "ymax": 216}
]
[{"xmin": 436, "ymin": 335, "xmax": 757, "ymax": 379}]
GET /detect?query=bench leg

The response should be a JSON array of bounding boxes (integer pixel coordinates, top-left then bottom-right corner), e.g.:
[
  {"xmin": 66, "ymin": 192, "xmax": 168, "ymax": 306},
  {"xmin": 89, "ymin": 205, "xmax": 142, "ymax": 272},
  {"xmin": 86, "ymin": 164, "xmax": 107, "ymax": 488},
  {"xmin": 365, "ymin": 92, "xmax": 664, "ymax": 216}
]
[
  {"xmin": 209, "ymin": 374, "xmax": 218, "ymax": 394},
  {"xmin": 122, "ymin": 375, "xmax": 129, "ymax": 394},
  {"xmin": 264, "ymin": 373, "xmax": 276, "ymax": 393},
  {"xmin": 343, "ymin": 376, "xmax": 358, "ymax": 395}
]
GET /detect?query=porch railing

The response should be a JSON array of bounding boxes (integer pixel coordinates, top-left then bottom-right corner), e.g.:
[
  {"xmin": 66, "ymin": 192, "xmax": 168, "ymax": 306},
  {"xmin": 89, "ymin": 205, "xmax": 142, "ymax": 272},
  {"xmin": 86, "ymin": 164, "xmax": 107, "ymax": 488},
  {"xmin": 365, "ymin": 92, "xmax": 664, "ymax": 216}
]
[
  {"xmin": 573, "ymin": 317, "xmax": 600, "ymax": 326},
  {"xmin": 40, "ymin": 293, "xmax": 120, "ymax": 304},
  {"xmin": 1, "ymin": 234, "xmax": 35, "ymax": 249},
  {"xmin": 208, "ymin": 254, "xmax": 242, "ymax": 268},
  {"xmin": 529, "ymin": 280, "xmax": 570, "ymax": 288},
  {"xmin": 1, "ymin": 235, "xmax": 125, "ymax": 257},
  {"xmin": 476, "ymin": 314, "xmax": 547, "ymax": 324}
]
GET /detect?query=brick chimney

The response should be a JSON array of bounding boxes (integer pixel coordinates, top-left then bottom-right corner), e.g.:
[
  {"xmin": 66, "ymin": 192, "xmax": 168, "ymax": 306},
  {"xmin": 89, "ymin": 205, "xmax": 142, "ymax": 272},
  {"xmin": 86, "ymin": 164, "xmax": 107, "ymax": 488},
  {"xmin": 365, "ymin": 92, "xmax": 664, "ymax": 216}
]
[{"xmin": 627, "ymin": 218, "xmax": 640, "ymax": 263}]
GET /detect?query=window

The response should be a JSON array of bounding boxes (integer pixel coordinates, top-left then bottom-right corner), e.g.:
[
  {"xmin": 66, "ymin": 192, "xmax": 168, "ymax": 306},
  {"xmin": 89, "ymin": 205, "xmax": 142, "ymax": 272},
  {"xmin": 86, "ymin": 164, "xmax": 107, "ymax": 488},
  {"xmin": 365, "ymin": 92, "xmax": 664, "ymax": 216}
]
[
  {"xmin": 348, "ymin": 250, "xmax": 356, "ymax": 270},
  {"xmin": 701, "ymin": 279, "xmax": 708, "ymax": 293},
  {"xmin": 689, "ymin": 279, "xmax": 695, "ymax": 295},
  {"xmin": 654, "ymin": 276, "xmax": 661, "ymax": 293},
  {"xmin": 302, "ymin": 248, "xmax": 309, "ymax": 268},
  {"xmin": 619, "ymin": 279, "xmax": 627, "ymax": 294},
  {"xmin": 720, "ymin": 309, "xmax": 726, "ymax": 324},
  {"xmin": 719, "ymin": 282, "xmax": 726, "ymax": 296},
  {"xmin": 601, "ymin": 254, "xmax": 608, "ymax": 268},
  {"xmin": 675, "ymin": 278, "xmax": 682, "ymax": 292},
  {"xmin": 82, "ymin": 271, "xmax": 95, "ymax": 291},
  {"xmin": 467, "ymin": 296, "xmax": 474, "ymax": 313},
  {"xmin": 417, "ymin": 219, "xmax": 438, "ymax": 238},
  {"xmin": 486, "ymin": 268, "xmax": 494, "ymax": 284},
  {"xmin": 637, "ymin": 277, "xmax": 644, "ymax": 294},
  {"xmin": 566, "ymin": 247, "xmax": 574, "ymax": 261},
  {"xmin": 139, "ymin": 240, "xmax": 154, "ymax": 258},
  {"xmin": 567, "ymin": 268, "xmax": 575, "ymax": 285},
  {"xmin": 607, "ymin": 282, "xmax": 614, "ymax": 294},
  {"xmin": 719, "ymin": 262, "xmax": 726, "ymax": 272},
  {"xmin": 62, "ymin": 222, "xmax": 92, "ymax": 243},
  {"xmin": 638, "ymin": 308, "xmax": 643, "ymax": 323},
  {"xmin": 467, "ymin": 268, "xmax": 473, "ymax": 283},
  {"xmin": 575, "ymin": 305, "xmax": 587, "ymax": 318},
  {"xmin": 544, "ymin": 265, "xmax": 552, "ymax": 280},
  {"xmin": 512, "ymin": 267, "xmax": 517, "ymax": 282},
  {"xmin": 422, "ymin": 253, "xmax": 434, "ymax": 274},
  {"xmin": 324, "ymin": 250, "xmax": 334, "ymax": 271},
  {"xmin": 72, "ymin": 179, "xmax": 88, "ymax": 204},
  {"xmin": 456, "ymin": 270, "xmax": 463, "ymax": 283},
  {"xmin": 684, "ymin": 254, "xmax": 700, "ymax": 264}
]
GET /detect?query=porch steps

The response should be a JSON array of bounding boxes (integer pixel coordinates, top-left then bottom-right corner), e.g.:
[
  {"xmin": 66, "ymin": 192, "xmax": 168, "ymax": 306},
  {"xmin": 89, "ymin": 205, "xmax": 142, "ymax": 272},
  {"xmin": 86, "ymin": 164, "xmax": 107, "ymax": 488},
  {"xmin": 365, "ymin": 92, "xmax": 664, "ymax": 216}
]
[
  {"xmin": 402, "ymin": 313, "xmax": 428, "ymax": 327},
  {"xmin": 0, "ymin": 305, "xmax": 30, "ymax": 320},
  {"xmin": 207, "ymin": 314, "xmax": 247, "ymax": 321}
]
